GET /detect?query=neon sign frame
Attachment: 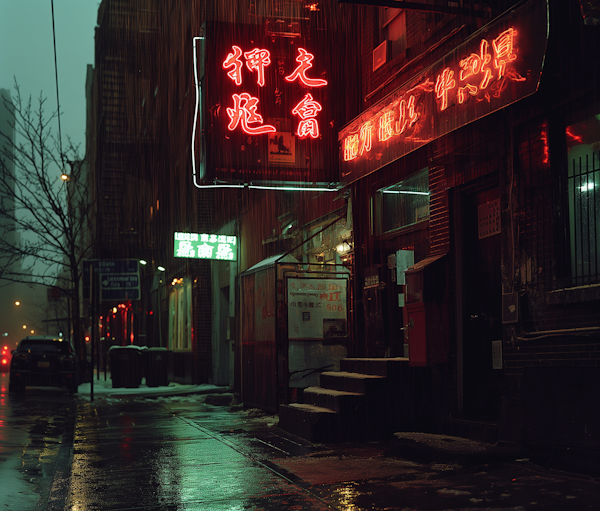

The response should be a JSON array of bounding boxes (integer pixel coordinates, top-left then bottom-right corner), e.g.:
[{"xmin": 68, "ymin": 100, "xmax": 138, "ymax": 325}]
[
  {"xmin": 191, "ymin": 35, "xmax": 337, "ymax": 192},
  {"xmin": 174, "ymin": 232, "xmax": 237, "ymax": 261}
]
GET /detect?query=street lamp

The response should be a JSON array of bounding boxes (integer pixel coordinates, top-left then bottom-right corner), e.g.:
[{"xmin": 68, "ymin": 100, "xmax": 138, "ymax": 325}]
[{"xmin": 151, "ymin": 265, "xmax": 167, "ymax": 347}]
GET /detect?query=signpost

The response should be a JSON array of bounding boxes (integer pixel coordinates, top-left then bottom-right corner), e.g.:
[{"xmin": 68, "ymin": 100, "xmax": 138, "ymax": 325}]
[
  {"xmin": 97, "ymin": 260, "xmax": 140, "ymax": 301},
  {"xmin": 83, "ymin": 259, "xmax": 141, "ymax": 401}
]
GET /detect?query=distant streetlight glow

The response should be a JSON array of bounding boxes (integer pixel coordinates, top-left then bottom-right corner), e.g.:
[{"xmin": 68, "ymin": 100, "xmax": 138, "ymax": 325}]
[
  {"xmin": 15, "ymin": 301, "xmax": 20, "ymax": 306},
  {"xmin": 22, "ymin": 325, "xmax": 26, "ymax": 329},
  {"xmin": 61, "ymin": 173, "xmax": 70, "ymax": 181}
]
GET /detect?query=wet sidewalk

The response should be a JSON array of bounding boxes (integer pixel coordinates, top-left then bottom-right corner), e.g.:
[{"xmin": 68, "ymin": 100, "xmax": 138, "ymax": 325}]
[{"xmin": 47, "ymin": 380, "xmax": 600, "ymax": 511}]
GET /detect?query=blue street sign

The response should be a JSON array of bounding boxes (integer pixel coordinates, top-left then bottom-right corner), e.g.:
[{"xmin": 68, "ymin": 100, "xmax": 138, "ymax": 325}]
[{"xmin": 83, "ymin": 260, "xmax": 141, "ymax": 301}]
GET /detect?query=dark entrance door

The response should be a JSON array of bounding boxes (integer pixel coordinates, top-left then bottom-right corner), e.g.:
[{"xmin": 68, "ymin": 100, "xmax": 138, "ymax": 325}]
[{"xmin": 461, "ymin": 186, "xmax": 503, "ymax": 420}]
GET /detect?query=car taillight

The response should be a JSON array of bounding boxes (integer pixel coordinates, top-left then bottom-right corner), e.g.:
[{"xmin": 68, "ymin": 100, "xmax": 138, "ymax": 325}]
[{"xmin": 1, "ymin": 358, "xmax": 8, "ymax": 366}]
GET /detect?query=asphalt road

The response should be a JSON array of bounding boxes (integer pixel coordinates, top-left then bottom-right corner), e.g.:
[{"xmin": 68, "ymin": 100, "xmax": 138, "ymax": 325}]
[{"xmin": 2, "ymin": 372, "xmax": 600, "ymax": 510}]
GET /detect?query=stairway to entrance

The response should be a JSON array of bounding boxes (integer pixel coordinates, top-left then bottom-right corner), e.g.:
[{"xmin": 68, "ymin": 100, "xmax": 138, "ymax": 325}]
[{"xmin": 279, "ymin": 358, "xmax": 408, "ymax": 443}]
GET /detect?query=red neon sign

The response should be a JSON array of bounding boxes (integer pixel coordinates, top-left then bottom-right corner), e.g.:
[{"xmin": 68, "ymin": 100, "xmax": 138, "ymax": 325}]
[
  {"xmin": 223, "ymin": 45, "xmax": 244, "ymax": 85},
  {"xmin": 343, "ymin": 26, "xmax": 526, "ymax": 162},
  {"xmin": 223, "ymin": 45, "xmax": 327, "ymax": 137},
  {"xmin": 226, "ymin": 93, "xmax": 276, "ymax": 135},
  {"xmin": 434, "ymin": 68, "xmax": 456, "ymax": 112},
  {"xmin": 492, "ymin": 28, "xmax": 518, "ymax": 79},
  {"xmin": 292, "ymin": 93, "xmax": 323, "ymax": 139},
  {"xmin": 244, "ymin": 48, "xmax": 271, "ymax": 87},
  {"xmin": 297, "ymin": 119, "xmax": 320, "ymax": 139},
  {"xmin": 396, "ymin": 95, "xmax": 419, "ymax": 134},
  {"xmin": 360, "ymin": 121, "xmax": 374, "ymax": 155},
  {"xmin": 459, "ymin": 39, "xmax": 493, "ymax": 90},
  {"xmin": 436, "ymin": 28, "xmax": 521, "ymax": 111},
  {"xmin": 285, "ymin": 48, "xmax": 328, "ymax": 88}
]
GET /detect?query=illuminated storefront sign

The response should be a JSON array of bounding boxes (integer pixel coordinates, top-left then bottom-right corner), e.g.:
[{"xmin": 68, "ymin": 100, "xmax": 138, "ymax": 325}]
[
  {"xmin": 194, "ymin": 21, "xmax": 350, "ymax": 186},
  {"xmin": 339, "ymin": 0, "xmax": 548, "ymax": 185},
  {"xmin": 174, "ymin": 232, "xmax": 237, "ymax": 261},
  {"xmin": 222, "ymin": 45, "xmax": 327, "ymax": 139}
]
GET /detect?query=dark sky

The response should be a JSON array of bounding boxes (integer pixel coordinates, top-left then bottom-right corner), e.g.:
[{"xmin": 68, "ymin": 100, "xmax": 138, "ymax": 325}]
[{"xmin": 0, "ymin": 0, "xmax": 99, "ymax": 152}]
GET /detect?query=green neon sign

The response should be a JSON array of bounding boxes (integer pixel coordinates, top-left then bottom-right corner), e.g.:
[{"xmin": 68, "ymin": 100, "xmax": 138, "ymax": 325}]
[{"xmin": 174, "ymin": 232, "xmax": 237, "ymax": 261}]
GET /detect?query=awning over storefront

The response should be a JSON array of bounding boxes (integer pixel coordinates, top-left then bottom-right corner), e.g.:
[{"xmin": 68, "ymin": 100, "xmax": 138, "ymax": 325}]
[
  {"xmin": 243, "ymin": 253, "xmax": 300, "ymax": 275},
  {"xmin": 339, "ymin": 0, "xmax": 548, "ymax": 185}
]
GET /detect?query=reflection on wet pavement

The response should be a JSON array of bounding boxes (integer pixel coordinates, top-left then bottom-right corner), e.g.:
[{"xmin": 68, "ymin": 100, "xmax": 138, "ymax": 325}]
[
  {"xmin": 1, "ymin": 373, "xmax": 76, "ymax": 511},
  {"xmin": 66, "ymin": 400, "xmax": 330, "ymax": 510}
]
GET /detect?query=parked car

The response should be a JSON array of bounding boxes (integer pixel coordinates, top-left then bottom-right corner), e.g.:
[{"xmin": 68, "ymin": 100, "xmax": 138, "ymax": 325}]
[
  {"xmin": 1, "ymin": 343, "xmax": 11, "ymax": 372},
  {"xmin": 9, "ymin": 336, "xmax": 78, "ymax": 393}
]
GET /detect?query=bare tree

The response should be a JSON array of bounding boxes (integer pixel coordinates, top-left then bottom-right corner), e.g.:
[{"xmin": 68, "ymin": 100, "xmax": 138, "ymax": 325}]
[{"xmin": 0, "ymin": 83, "xmax": 92, "ymax": 371}]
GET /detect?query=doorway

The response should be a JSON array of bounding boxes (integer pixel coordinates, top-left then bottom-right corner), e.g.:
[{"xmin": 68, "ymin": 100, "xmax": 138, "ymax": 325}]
[{"xmin": 459, "ymin": 186, "xmax": 503, "ymax": 420}]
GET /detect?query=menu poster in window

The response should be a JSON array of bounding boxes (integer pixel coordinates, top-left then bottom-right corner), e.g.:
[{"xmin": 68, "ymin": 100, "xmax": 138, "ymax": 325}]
[{"xmin": 288, "ymin": 278, "xmax": 347, "ymax": 340}]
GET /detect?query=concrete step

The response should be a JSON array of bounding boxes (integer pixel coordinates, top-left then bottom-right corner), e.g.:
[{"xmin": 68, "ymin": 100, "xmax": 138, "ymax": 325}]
[
  {"xmin": 320, "ymin": 371, "xmax": 386, "ymax": 394},
  {"xmin": 303, "ymin": 387, "xmax": 365, "ymax": 441},
  {"xmin": 442, "ymin": 418, "xmax": 499, "ymax": 444},
  {"xmin": 303, "ymin": 386, "xmax": 363, "ymax": 413},
  {"xmin": 341, "ymin": 357, "xmax": 409, "ymax": 377},
  {"xmin": 318, "ymin": 371, "xmax": 390, "ymax": 440},
  {"xmin": 278, "ymin": 403, "xmax": 338, "ymax": 443}
]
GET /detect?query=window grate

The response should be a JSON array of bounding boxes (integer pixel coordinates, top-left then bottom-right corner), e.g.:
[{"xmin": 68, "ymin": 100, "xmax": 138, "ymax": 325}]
[{"xmin": 568, "ymin": 150, "xmax": 600, "ymax": 285}]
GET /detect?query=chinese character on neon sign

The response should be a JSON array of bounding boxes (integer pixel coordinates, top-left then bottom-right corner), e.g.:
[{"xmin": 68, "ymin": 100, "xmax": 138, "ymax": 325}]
[
  {"xmin": 436, "ymin": 27, "xmax": 522, "ymax": 111},
  {"xmin": 222, "ymin": 45, "xmax": 327, "ymax": 139},
  {"xmin": 174, "ymin": 232, "xmax": 237, "ymax": 261},
  {"xmin": 343, "ymin": 26, "xmax": 524, "ymax": 162}
]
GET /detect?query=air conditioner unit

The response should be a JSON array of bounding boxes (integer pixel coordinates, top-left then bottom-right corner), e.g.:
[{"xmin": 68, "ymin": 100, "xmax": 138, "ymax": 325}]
[{"xmin": 373, "ymin": 40, "xmax": 387, "ymax": 72}]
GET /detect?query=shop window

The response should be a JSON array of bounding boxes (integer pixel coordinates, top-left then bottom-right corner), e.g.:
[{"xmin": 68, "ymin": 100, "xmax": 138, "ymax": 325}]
[
  {"xmin": 168, "ymin": 277, "xmax": 192, "ymax": 350},
  {"xmin": 566, "ymin": 114, "xmax": 600, "ymax": 283},
  {"xmin": 374, "ymin": 168, "xmax": 430, "ymax": 235}
]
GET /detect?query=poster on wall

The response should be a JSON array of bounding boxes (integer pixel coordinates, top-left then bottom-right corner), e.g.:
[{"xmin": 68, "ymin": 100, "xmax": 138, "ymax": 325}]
[
  {"xmin": 287, "ymin": 278, "xmax": 348, "ymax": 340},
  {"xmin": 268, "ymin": 132, "xmax": 295, "ymax": 165}
]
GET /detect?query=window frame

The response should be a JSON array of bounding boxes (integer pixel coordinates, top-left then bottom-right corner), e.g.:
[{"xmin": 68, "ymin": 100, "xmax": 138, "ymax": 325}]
[{"xmin": 372, "ymin": 167, "xmax": 430, "ymax": 237}]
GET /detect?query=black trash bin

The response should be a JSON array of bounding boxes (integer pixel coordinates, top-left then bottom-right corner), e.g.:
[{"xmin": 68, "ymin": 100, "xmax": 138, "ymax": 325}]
[
  {"xmin": 142, "ymin": 348, "xmax": 170, "ymax": 387},
  {"xmin": 109, "ymin": 346, "xmax": 142, "ymax": 388}
]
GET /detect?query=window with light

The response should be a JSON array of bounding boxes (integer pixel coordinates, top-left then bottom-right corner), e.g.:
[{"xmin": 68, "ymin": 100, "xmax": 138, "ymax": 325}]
[
  {"xmin": 566, "ymin": 114, "xmax": 600, "ymax": 282},
  {"xmin": 374, "ymin": 168, "xmax": 430, "ymax": 235}
]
